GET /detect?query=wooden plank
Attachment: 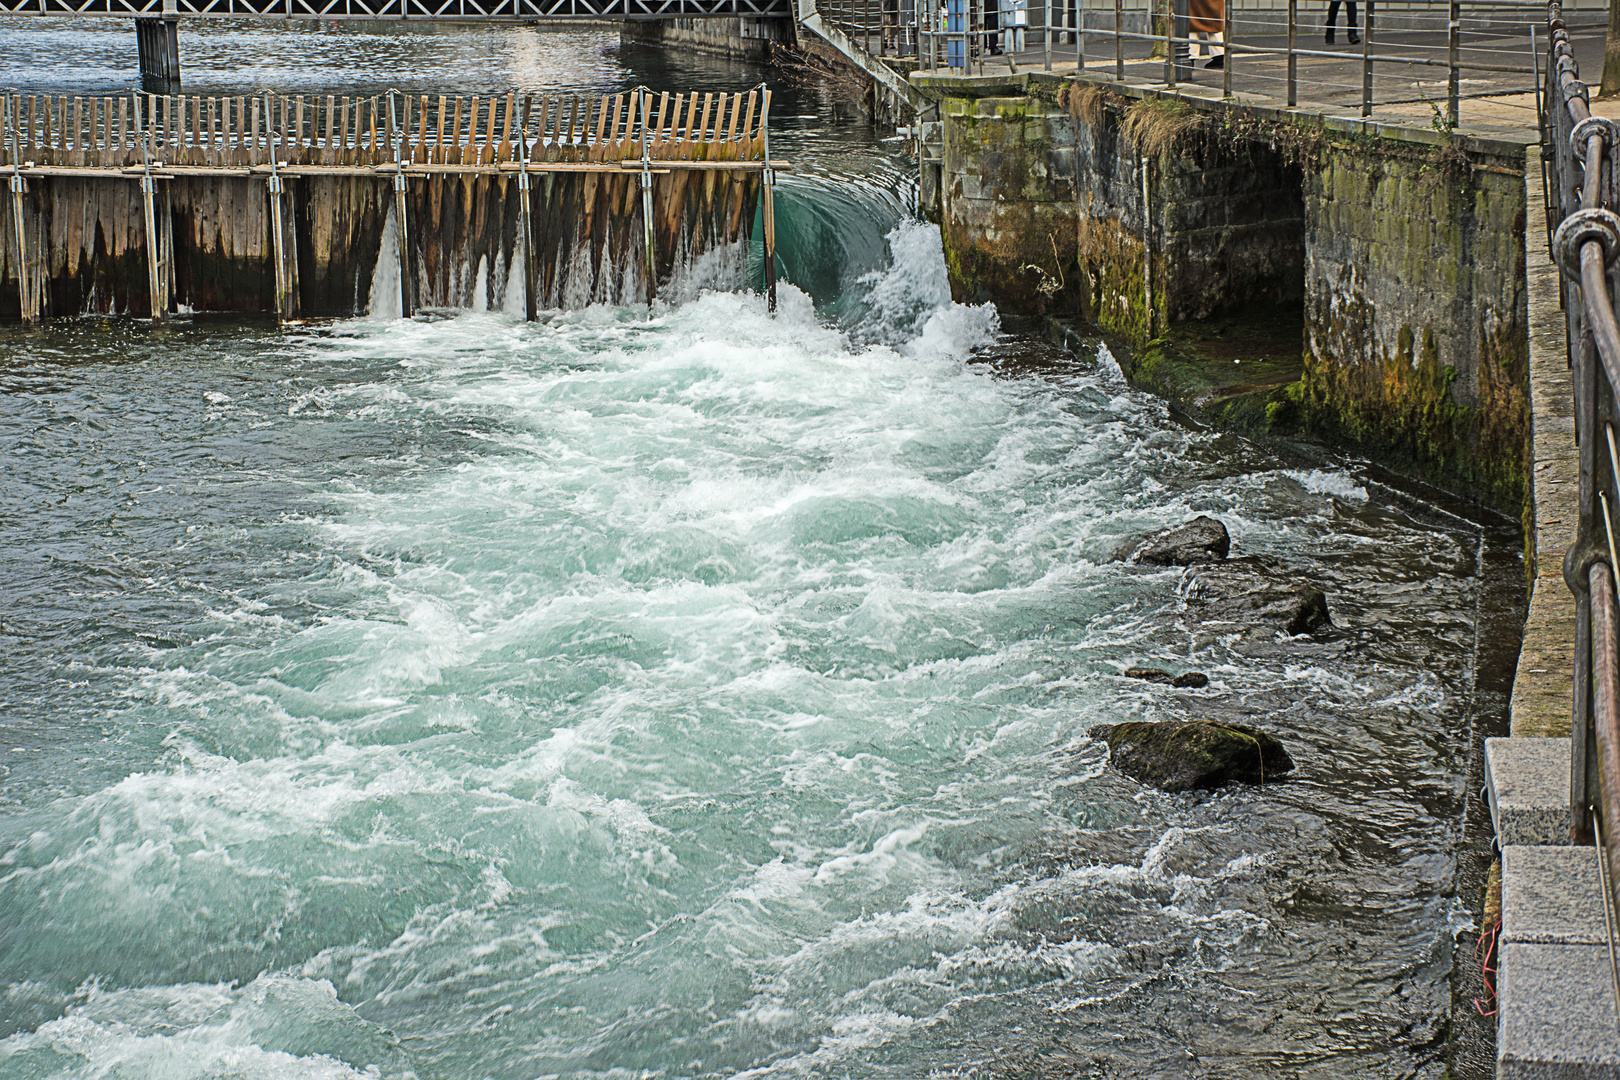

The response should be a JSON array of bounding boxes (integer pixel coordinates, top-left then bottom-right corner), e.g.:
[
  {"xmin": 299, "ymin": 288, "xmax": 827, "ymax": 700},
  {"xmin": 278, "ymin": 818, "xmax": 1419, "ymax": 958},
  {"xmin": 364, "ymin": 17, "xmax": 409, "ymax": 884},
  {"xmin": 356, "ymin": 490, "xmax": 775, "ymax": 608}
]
[
  {"xmin": 339, "ymin": 96, "xmax": 351, "ymax": 167},
  {"xmin": 501, "ymin": 91, "xmax": 515, "ymax": 162},
  {"xmin": 415, "ymin": 94, "xmax": 427, "ymax": 164},
  {"xmin": 726, "ymin": 93, "xmax": 742, "ymax": 142},
  {"xmin": 118, "ymin": 96, "xmax": 128, "ymax": 165},
  {"xmin": 435, "ymin": 94, "xmax": 445, "ymax": 163},
  {"xmin": 452, "ymin": 96, "xmax": 464, "ymax": 164},
  {"xmin": 594, "ymin": 94, "xmax": 610, "ymax": 145},
  {"xmin": 697, "ymin": 93, "xmax": 714, "ymax": 144},
  {"xmin": 654, "ymin": 91, "xmax": 669, "ymax": 143},
  {"xmin": 250, "ymin": 96, "xmax": 259, "ymax": 166},
  {"xmin": 368, "ymin": 96, "xmax": 379, "ymax": 165},
  {"xmin": 742, "ymin": 91, "xmax": 757, "ymax": 145},
  {"xmin": 295, "ymin": 96, "xmax": 305, "ymax": 166}
]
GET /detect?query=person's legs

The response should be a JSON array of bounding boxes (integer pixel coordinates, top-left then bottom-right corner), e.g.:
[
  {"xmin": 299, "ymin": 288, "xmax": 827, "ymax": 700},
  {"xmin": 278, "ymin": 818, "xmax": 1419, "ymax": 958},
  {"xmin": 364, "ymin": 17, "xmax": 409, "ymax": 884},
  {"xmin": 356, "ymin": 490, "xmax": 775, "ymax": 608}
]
[
  {"xmin": 1345, "ymin": 0, "xmax": 1358, "ymax": 41},
  {"xmin": 1326, "ymin": 0, "xmax": 1340, "ymax": 42}
]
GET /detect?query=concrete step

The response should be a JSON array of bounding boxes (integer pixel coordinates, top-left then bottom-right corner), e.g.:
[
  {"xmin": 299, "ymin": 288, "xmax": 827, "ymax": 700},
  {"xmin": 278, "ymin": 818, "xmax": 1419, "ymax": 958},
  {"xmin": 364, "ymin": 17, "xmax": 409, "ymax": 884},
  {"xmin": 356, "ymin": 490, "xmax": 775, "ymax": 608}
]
[
  {"xmin": 1502, "ymin": 845, "xmax": 1605, "ymax": 946},
  {"xmin": 1498, "ymin": 846, "xmax": 1620, "ymax": 1077},
  {"xmin": 1499, "ymin": 941, "xmax": 1620, "ymax": 1078},
  {"xmin": 1487, "ymin": 736, "xmax": 1574, "ymax": 846}
]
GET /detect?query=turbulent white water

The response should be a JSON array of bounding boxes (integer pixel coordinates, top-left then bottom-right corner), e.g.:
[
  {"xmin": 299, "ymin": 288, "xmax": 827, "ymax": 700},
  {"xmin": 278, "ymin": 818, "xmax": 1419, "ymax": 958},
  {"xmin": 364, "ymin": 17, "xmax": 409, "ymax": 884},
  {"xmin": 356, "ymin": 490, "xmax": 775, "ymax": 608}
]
[{"xmin": 0, "ymin": 222, "xmax": 1486, "ymax": 1079}]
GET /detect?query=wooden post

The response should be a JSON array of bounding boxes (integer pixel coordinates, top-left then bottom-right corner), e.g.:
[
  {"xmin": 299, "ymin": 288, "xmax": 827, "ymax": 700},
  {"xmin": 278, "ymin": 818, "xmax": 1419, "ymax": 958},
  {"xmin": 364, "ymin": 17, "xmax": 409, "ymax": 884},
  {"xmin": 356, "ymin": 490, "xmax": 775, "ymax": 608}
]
[
  {"xmin": 6, "ymin": 97, "xmax": 35, "ymax": 326},
  {"xmin": 518, "ymin": 95, "xmax": 537, "ymax": 321},
  {"xmin": 390, "ymin": 93, "xmax": 413, "ymax": 318},
  {"xmin": 133, "ymin": 94, "xmax": 165, "ymax": 321},
  {"xmin": 638, "ymin": 88, "xmax": 655, "ymax": 311},
  {"xmin": 760, "ymin": 89, "xmax": 776, "ymax": 313},
  {"xmin": 265, "ymin": 92, "xmax": 294, "ymax": 323}
]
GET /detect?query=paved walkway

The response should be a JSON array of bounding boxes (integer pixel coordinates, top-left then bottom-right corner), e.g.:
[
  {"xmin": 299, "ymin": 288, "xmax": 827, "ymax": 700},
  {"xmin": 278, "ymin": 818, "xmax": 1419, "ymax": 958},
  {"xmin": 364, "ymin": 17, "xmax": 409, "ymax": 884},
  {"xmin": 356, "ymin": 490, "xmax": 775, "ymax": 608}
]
[{"xmin": 909, "ymin": 23, "xmax": 1606, "ymax": 142}]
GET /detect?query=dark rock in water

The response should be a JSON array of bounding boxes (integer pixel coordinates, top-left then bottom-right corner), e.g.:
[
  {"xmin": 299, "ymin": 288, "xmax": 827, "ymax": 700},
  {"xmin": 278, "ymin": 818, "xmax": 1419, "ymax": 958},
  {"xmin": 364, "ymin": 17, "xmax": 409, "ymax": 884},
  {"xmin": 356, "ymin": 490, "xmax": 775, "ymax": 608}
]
[
  {"xmin": 1090, "ymin": 720, "xmax": 1293, "ymax": 792},
  {"xmin": 1123, "ymin": 666, "xmax": 1209, "ymax": 688},
  {"xmin": 1130, "ymin": 516, "xmax": 1230, "ymax": 566},
  {"xmin": 1186, "ymin": 557, "xmax": 1331, "ymax": 639}
]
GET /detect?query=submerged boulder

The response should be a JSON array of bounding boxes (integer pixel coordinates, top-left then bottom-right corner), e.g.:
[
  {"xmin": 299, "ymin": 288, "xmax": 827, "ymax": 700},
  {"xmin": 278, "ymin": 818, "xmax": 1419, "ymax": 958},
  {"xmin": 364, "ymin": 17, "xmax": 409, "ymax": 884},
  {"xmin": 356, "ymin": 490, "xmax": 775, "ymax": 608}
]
[
  {"xmin": 1123, "ymin": 666, "xmax": 1210, "ymax": 688},
  {"xmin": 1187, "ymin": 559, "xmax": 1331, "ymax": 639},
  {"xmin": 1090, "ymin": 719, "xmax": 1294, "ymax": 792},
  {"xmin": 1128, "ymin": 516, "xmax": 1231, "ymax": 566}
]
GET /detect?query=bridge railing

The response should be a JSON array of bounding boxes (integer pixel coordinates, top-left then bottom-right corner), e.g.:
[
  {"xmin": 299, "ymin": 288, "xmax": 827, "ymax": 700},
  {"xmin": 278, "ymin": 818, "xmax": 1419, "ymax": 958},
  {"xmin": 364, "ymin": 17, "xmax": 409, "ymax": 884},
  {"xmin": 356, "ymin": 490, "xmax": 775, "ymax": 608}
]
[
  {"xmin": 1544, "ymin": 0, "xmax": 1620, "ymax": 1005},
  {"xmin": 873, "ymin": 0, "xmax": 1558, "ymax": 121},
  {"xmin": 0, "ymin": 87, "xmax": 771, "ymax": 170},
  {"xmin": 0, "ymin": 0, "xmax": 791, "ymax": 18}
]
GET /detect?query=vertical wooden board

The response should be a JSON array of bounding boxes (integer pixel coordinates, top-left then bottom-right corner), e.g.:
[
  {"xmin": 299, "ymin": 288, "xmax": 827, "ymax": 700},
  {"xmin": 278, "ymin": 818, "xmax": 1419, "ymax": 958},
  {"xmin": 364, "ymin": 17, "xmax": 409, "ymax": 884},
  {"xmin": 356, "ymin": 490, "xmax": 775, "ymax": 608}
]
[
  {"xmin": 339, "ymin": 96, "xmax": 351, "ymax": 166},
  {"xmin": 417, "ymin": 95, "xmax": 429, "ymax": 164},
  {"xmin": 435, "ymin": 94, "xmax": 446, "ymax": 163}
]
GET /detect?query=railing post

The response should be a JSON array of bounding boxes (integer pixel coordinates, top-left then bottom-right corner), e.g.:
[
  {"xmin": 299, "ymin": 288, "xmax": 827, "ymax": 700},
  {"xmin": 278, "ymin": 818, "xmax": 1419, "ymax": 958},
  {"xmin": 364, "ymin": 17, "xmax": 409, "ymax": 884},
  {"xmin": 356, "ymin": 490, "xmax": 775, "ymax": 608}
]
[
  {"xmin": 1044, "ymin": 0, "xmax": 1052, "ymax": 69},
  {"xmin": 1286, "ymin": 0, "xmax": 1296, "ymax": 105},
  {"xmin": 1447, "ymin": 0, "xmax": 1460, "ymax": 127},
  {"xmin": 1221, "ymin": 0, "xmax": 1231, "ymax": 96},
  {"xmin": 1077, "ymin": 0, "xmax": 1085, "ymax": 70},
  {"xmin": 1115, "ymin": 0, "xmax": 1123, "ymax": 78},
  {"xmin": 1361, "ymin": 0, "xmax": 1374, "ymax": 116}
]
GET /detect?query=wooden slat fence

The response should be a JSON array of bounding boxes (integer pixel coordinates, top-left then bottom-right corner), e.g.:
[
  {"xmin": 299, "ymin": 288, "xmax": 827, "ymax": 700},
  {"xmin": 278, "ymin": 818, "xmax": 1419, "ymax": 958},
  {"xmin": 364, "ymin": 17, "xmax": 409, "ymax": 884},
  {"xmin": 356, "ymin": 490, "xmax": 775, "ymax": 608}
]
[{"xmin": 0, "ymin": 87, "xmax": 771, "ymax": 170}]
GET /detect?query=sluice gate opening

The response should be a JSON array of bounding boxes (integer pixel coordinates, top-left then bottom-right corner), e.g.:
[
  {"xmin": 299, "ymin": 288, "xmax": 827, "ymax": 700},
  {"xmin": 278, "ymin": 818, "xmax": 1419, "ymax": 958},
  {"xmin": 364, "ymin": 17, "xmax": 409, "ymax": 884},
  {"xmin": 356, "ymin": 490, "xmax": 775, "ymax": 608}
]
[{"xmin": 0, "ymin": 86, "xmax": 783, "ymax": 323}]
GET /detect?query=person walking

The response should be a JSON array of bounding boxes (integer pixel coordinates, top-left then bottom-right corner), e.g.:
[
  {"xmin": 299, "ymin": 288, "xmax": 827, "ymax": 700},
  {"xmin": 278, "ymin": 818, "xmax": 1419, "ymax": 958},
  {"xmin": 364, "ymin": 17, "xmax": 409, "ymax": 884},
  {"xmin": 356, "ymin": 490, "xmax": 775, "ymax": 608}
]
[
  {"xmin": 1324, "ymin": 0, "xmax": 1359, "ymax": 45},
  {"xmin": 1189, "ymin": 0, "xmax": 1224, "ymax": 68}
]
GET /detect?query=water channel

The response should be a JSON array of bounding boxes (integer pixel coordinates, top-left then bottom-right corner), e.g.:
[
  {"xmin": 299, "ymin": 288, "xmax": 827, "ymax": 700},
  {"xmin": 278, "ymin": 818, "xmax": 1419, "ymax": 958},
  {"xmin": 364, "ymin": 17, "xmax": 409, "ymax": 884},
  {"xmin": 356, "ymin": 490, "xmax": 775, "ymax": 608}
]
[{"xmin": 0, "ymin": 19, "xmax": 1519, "ymax": 1078}]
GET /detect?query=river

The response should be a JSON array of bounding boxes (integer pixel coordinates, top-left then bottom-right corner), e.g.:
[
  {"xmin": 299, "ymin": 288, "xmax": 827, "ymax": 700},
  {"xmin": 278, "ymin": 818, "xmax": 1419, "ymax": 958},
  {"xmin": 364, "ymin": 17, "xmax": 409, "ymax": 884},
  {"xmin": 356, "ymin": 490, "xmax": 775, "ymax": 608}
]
[{"xmin": 0, "ymin": 18, "xmax": 1513, "ymax": 1079}]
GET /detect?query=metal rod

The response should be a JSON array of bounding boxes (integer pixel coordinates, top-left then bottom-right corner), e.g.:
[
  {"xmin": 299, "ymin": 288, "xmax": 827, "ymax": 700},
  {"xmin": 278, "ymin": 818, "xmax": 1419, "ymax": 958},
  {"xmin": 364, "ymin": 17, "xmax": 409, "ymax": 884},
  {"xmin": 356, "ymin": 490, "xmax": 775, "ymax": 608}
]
[
  {"xmin": 1287, "ymin": 0, "xmax": 1296, "ymax": 105},
  {"xmin": 1448, "ymin": 0, "xmax": 1460, "ymax": 126},
  {"xmin": 1593, "ymin": 808, "xmax": 1620, "ymax": 1030},
  {"xmin": 1114, "ymin": 0, "xmax": 1123, "ymax": 77}
]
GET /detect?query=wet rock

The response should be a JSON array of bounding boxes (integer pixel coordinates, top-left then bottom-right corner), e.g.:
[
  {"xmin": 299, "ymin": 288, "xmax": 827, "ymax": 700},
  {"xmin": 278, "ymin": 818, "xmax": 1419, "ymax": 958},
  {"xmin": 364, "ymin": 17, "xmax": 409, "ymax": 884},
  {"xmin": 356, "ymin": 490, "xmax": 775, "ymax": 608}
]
[
  {"xmin": 1090, "ymin": 719, "xmax": 1294, "ymax": 792},
  {"xmin": 1128, "ymin": 516, "xmax": 1230, "ymax": 566},
  {"xmin": 1186, "ymin": 557, "xmax": 1331, "ymax": 639},
  {"xmin": 1124, "ymin": 666, "xmax": 1210, "ymax": 688}
]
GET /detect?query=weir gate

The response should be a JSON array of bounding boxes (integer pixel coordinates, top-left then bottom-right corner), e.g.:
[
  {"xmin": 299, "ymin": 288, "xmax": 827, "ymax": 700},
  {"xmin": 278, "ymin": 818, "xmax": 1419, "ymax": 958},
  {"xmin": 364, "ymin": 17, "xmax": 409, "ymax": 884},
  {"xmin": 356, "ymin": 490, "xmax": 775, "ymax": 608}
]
[{"xmin": 0, "ymin": 87, "xmax": 782, "ymax": 323}]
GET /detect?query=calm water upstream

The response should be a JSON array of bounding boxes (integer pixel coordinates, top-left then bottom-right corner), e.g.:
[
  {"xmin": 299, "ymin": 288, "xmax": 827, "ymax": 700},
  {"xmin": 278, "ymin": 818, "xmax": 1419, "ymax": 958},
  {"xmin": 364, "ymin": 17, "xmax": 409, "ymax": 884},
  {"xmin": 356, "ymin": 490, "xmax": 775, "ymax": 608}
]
[{"xmin": 0, "ymin": 18, "xmax": 1513, "ymax": 1080}]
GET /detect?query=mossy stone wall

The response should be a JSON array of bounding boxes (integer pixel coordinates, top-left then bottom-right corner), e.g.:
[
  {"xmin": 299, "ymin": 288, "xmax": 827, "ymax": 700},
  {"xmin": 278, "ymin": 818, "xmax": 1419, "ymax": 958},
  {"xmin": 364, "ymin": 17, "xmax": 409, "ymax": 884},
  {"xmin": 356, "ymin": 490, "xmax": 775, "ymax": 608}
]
[
  {"xmin": 1301, "ymin": 143, "xmax": 1529, "ymax": 512},
  {"xmin": 938, "ymin": 92, "xmax": 1082, "ymax": 316}
]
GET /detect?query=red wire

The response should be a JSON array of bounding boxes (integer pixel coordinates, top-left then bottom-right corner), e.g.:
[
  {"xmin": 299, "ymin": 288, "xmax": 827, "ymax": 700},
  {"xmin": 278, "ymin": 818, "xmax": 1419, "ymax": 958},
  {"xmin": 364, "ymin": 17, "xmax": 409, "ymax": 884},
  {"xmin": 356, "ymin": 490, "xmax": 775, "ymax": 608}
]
[{"xmin": 1474, "ymin": 917, "xmax": 1501, "ymax": 1017}]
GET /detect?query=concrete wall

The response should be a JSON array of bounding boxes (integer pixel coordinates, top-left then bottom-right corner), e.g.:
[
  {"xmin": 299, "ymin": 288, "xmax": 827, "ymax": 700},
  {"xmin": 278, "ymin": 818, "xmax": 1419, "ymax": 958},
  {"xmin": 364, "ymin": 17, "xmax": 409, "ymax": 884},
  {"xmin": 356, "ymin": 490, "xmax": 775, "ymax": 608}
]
[
  {"xmin": 620, "ymin": 16, "xmax": 793, "ymax": 61},
  {"xmin": 916, "ymin": 72, "xmax": 1530, "ymax": 515}
]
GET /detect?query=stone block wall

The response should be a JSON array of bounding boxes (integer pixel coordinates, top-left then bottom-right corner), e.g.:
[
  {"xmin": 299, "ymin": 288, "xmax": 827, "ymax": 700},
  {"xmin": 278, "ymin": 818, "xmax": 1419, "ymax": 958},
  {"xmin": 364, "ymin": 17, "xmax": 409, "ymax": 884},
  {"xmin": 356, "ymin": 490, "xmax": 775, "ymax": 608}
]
[{"xmin": 937, "ymin": 91, "xmax": 1082, "ymax": 316}]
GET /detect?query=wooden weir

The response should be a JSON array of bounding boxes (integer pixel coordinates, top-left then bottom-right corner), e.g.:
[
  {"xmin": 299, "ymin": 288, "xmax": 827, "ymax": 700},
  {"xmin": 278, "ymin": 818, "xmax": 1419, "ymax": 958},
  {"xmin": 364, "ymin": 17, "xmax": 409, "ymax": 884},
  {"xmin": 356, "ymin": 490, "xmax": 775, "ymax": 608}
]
[{"xmin": 0, "ymin": 85, "xmax": 781, "ymax": 323}]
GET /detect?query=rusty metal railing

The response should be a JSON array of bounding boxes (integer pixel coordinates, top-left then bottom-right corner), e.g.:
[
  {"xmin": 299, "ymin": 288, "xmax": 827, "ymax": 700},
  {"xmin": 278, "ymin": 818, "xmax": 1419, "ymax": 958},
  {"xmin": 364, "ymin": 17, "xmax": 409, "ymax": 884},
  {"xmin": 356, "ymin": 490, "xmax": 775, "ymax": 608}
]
[{"xmin": 1545, "ymin": 0, "xmax": 1620, "ymax": 999}]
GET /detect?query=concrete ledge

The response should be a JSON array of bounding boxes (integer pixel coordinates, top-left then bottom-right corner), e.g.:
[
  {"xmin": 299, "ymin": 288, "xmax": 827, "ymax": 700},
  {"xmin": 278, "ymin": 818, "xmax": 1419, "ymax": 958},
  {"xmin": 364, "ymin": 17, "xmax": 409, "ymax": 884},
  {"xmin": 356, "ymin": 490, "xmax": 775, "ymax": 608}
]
[
  {"xmin": 1499, "ymin": 942, "xmax": 1620, "ymax": 1079},
  {"xmin": 1503, "ymin": 845, "xmax": 1606, "ymax": 946},
  {"xmin": 1487, "ymin": 737, "xmax": 1574, "ymax": 847}
]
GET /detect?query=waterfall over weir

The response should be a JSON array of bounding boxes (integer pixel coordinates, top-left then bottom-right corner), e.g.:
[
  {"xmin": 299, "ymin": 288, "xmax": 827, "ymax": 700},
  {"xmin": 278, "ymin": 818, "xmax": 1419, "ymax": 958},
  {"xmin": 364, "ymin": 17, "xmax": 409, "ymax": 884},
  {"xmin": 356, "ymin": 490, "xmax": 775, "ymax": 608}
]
[{"xmin": 0, "ymin": 89, "xmax": 770, "ymax": 321}]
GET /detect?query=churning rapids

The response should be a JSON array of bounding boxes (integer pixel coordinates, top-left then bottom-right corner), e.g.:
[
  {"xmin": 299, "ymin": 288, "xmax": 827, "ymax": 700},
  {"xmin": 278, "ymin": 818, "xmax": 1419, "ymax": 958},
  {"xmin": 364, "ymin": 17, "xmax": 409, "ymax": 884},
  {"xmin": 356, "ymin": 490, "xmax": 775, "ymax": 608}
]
[{"xmin": 0, "ymin": 19, "xmax": 1509, "ymax": 1080}]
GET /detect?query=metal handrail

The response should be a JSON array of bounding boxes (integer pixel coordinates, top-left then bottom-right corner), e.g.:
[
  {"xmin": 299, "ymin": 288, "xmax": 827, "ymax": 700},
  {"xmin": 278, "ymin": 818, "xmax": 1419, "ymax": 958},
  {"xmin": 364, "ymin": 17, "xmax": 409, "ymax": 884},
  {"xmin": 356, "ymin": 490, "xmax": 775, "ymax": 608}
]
[
  {"xmin": 829, "ymin": 0, "xmax": 1563, "ymax": 118},
  {"xmin": 1545, "ymin": 0, "xmax": 1620, "ymax": 1011}
]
